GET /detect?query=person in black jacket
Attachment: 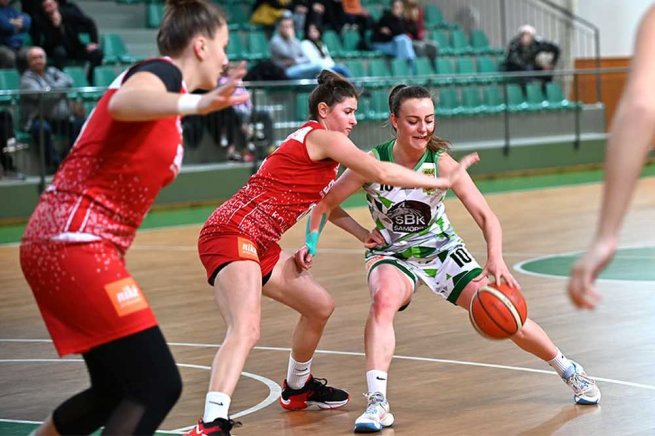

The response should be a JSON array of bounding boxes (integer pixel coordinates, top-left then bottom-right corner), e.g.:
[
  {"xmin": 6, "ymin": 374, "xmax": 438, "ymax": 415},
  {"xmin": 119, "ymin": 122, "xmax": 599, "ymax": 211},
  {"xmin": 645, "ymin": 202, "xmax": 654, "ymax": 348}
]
[
  {"xmin": 31, "ymin": 0, "xmax": 104, "ymax": 84},
  {"xmin": 504, "ymin": 24, "xmax": 560, "ymax": 88},
  {"xmin": 371, "ymin": 0, "xmax": 416, "ymax": 73}
]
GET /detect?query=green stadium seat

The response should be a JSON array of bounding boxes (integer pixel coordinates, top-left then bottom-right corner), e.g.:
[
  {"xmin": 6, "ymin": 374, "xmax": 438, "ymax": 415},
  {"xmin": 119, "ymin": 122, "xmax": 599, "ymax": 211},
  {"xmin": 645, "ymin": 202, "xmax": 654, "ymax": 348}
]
[
  {"xmin": 455, "ymin": 57, "xmax": 476, "ymax": 84},
  {"xmin": 430, "ymin": 30, "xmax": 453, "ymax": 56},
  {"xmin": 344, "ymin": 59, "xmax": 367, "ymax": 78},
  {"xmin": 460, "ymin": 87, "xmax": 485, "ymax": 115},
  {"xmin": 414, "ymin": 58, "xmax": 434, "ymax": 85},
  {"xmin": 368, "ymin": 58, "xmax": 392, "ymax": 86},
  {"xmin": 0, "ymin": 68, "xmax": 19, "ymax": 104},
  {"xmin": 93, "ymin": 66, "xmax": 118, "ymax": 88},
  {"xmin": 295, "ymin": 93, "xmax": 309, "ymax": 121},
  {"xmin": 247, "ymin": 31, "xmax": 270, "ymax": 60},
  {"xmin": 424, "ymin": 4, "xmax": 445, "ymax": 29},
  {"xmin": 323, "ymin": 30, "xmax": 344, "ymax": 58},
  {"xmin": 481, "ymin": 85, "xmax": 507, "ymax": 113},
  {"xmin": 436, "ymin": 87, "xmax": 461, "ymax": 117},
  {"xmin": 505, "ymin": 84, "xmax": 528, "ymax": 112},
  {"xmin": 477, "ymin": 56, "xmax": 501, "ymax": 83},
  {"xmin": 226, "ymin": 3, "xmax": 249, "ymax": 26},
  {"xmin": 434, "ymin": 57, "xmax": 455, "ymax": 85},
  {"xmin": 545, "ymin": 82, "xmax": 578, "ymax": 110},
  {"xmin": 470, "ymin": 29, "xmax": 504, "ymax": 55},
  {"xmin": 391, "ymin": 58, "xmax": 411, "ymax": 79},
  {"xmin": 451, "ymin": 29, "xmax": 473, "ymax": 55},
  {"xmin": 101, "ymin": 33, "xmax": 137, "ymax": 64},
  {"xmin": 341, "ymin": 29, "xmax": 372, "ymax": 58},
  {"xmin": 525, "ymin": 82, "xmax": 549, "ymax": 111},
  {"xmin": 227, "ymin": 32, "xmax": 246, "ymax": 61},
  {"xmin": 367, "ymin": 89, "xmax": 389, "ymax": 120},
  {"xmin": 146, "ymin": 3, "xmax": 164, "ymax": 28}
]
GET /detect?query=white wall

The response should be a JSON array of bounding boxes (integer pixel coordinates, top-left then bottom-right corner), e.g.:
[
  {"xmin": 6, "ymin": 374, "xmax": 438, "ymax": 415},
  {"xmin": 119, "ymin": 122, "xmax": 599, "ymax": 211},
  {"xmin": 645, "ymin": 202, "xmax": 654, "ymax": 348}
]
[{"xmin": 574, "ymin": 0, "xmax": 653, "ymax": 57}]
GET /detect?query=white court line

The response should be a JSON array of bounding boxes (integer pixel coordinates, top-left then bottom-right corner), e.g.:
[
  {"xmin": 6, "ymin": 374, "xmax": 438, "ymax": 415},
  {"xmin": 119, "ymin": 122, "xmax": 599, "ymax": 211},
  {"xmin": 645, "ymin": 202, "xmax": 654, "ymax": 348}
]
[
  {"xmin": 0, "ymin": 358, "xmax": 281, "ymax": 434},
  {"xmin": 3, "ymin": 340, "xmax": 655, "ymax": 391}
]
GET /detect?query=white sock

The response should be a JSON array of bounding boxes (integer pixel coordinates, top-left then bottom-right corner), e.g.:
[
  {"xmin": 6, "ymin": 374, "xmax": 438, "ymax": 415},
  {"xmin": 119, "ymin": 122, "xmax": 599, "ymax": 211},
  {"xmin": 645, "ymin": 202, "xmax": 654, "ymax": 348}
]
[
  {"xmin": 547, "ymin": 349, "xmax": 574, "ymax": 378},
  {"xmin": 366, "ymin": 370, "xmax": 388, "ymax": 398},
  {"xmin": 203, "ymin": 391, "xmax": 231, "ymax": 422},
  {"xmin": 286, "ymin": 355, "xmax": 312, "ymax": 390}
]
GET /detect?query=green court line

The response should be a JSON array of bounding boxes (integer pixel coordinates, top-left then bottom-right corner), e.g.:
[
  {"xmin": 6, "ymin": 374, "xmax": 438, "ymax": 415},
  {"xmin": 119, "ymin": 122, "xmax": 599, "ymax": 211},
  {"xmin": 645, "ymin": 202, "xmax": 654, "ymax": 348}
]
[{"xmin": 2, "ymin": 165, "xmax": 654, "ymax": 245}]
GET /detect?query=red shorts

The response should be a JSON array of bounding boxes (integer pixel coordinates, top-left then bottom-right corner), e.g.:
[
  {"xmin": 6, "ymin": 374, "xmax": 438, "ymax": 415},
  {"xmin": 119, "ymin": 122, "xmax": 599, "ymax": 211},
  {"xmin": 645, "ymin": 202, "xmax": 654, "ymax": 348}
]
[
  {"xmin": 197, "ymin": 233, "xmax": 281, "ymax": 285},
  {"xmin": 19, "ymin": 240, "xmax": 157, "ymax": 356}
]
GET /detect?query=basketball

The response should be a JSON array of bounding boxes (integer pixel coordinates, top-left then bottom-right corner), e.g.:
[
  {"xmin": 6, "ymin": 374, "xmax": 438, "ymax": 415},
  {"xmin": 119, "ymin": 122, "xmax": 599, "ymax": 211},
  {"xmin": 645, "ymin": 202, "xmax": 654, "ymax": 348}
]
[{"xmin": 469, "ymin": 283, "xmax": 528, "ymax": 340}]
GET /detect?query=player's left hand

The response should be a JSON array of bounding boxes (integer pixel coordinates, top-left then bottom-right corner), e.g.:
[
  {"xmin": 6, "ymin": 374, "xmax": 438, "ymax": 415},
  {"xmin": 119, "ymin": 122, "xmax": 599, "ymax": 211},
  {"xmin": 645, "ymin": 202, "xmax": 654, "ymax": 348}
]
[
  {"xmin": 197, "ymin": 62, "xmax": 249, "ymax": 115},
  {"xmin": 483, "ymin": 257, "xmax": 520, "ymax": 289},
  {"xmin": 363, "ymin": 228, "xmax": 385, "ymax": 248},
  {"xmin": 567, "ymin": 239, "xmax": 615, "ymax": 309}
]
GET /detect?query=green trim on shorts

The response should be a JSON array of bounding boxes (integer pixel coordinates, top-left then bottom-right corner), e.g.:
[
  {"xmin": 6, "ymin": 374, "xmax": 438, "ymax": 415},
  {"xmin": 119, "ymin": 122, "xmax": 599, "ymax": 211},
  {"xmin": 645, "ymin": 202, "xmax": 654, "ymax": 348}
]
[
  {"xmin": 448, "ymin": 267, "xmax": 483, "ymax": 304},
  {"xmin": 367, "ymin": 258, "xmax": 417, "ymax": 286}
]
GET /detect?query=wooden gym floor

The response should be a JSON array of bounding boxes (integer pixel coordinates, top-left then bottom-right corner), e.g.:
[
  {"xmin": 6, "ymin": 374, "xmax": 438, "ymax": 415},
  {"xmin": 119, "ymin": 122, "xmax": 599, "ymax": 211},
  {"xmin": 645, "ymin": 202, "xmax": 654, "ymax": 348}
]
[{"xmin": 1, "ymin": 178, "xmax": 654, "ymax": 435}]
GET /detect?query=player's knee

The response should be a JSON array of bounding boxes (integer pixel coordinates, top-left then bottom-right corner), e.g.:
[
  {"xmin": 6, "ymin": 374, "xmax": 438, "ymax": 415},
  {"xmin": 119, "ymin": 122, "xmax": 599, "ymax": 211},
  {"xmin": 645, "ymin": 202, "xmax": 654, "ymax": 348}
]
[
  {"xmin": 313, "ymin": 294, "xmax": 336, "ymax": 322},
  {"xmin": 370, "ymin": 288, "xmax": 403, "ymax": 318},
  {"xmin": 232, "ymin": 318, "xmax": 261, "ymax": 347}
]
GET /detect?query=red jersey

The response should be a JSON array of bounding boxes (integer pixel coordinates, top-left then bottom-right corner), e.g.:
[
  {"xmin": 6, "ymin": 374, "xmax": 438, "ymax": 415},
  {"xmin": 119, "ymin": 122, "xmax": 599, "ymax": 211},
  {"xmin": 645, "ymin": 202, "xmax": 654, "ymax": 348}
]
[
  {"xmin": 22, "ymin": 58, "xmax": 185, "ymax": 254},
  {"xmin": 200, "ymin": 121, "xmax": 339, "ymax": 250}
]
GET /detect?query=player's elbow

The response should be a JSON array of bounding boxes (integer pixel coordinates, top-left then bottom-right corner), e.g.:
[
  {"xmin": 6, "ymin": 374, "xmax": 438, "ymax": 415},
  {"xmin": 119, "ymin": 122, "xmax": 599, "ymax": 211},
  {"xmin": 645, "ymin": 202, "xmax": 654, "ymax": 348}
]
[{"xmin": 107, "ymin": 95, "xmax": 131, "ymax": 121}]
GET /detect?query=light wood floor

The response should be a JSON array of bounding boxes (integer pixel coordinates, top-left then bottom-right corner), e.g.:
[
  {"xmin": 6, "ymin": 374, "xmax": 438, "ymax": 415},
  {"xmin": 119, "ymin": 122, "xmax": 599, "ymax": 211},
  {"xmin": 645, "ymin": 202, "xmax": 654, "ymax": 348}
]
[{"xmin": 1, "ymin": 179, "xmax": 654, "ymax": 435}]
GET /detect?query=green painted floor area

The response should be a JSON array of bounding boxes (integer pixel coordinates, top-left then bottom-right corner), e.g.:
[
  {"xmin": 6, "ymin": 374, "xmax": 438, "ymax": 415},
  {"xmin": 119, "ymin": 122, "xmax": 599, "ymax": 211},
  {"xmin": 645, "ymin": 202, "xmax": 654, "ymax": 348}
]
[
  {"xmin": 2, "ymin": 165, "xmax": 654, "ymax": 245},
  {"xmin": 0, "ymin": 421, "xmax": 176, "ymax": 435},
  {"xmin": 517, "ymin": 247, "xmax": 655, "ymax": 281}
]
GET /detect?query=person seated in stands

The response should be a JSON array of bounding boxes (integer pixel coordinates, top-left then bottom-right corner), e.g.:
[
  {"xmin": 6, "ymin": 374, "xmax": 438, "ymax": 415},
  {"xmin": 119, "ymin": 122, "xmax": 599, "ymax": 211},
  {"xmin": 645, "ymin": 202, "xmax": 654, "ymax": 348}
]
[
  {"xmin": 0, "ymin": 0, "xmax": 31, "ymax": 69},
  {"xmin": 300, "ymin": 23, "xmax": 351, "ymax": 77},
  {"xmin": 250, "ymin": 0, "xmax": 293, "ymax": 33},
  {"xmin": 340, "ymin": 0, "xmax": 374, "ymax": 50},
  {"xmin": 371, "ymin": 0, "xmax": 416, "ymax": 73},
  {"xmin": 403, "ymin": 0, "xmax": 438, "ymax": 61},
  {"xmin": 504, "ymin": 24, "xmax": 560, "ymax": 88},
  {"xmin": 20, "ymin": 46, "xmax": 85, "ymax": 173},
  {"xmin": 31, "ymin": 0, "xmax": 103, "ymax": 84},
  {"xmin": 270, "ymin": 14, "xmax": 323, "ymax": 79}
]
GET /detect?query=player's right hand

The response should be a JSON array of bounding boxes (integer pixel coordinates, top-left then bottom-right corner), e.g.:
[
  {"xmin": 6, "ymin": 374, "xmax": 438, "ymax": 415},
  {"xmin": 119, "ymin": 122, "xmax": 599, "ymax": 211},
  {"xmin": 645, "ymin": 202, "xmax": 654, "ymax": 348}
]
[
  {"xmin": 567, "ymin": 239, "xmax": 615, "ymax": 309},
  {"xmin": 197, "ymin": 61, "xmax": 249, "ymax": 114},
  {"xmin": 294, "ymin": 245, "xmax": 313, "ymax": 272}
]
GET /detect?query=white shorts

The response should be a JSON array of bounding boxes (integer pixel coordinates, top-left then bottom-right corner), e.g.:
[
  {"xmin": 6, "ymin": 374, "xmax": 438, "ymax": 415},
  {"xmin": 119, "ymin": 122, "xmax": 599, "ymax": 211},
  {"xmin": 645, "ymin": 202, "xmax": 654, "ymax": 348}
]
[{"xmin": 365, "ymin": 243, "xmax": 483, "ymax": 305}]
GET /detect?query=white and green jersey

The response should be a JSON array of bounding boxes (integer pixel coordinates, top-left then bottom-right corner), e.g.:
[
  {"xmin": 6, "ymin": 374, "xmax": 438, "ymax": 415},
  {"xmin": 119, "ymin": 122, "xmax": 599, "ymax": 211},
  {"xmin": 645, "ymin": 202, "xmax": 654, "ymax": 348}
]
[
  {"xmin": 364, "ymin": 139, "xmax": 462, "ymax": 260},
  {"xmin": 363, "ymin": 139, "xmax": 482, "ymax": 304}
]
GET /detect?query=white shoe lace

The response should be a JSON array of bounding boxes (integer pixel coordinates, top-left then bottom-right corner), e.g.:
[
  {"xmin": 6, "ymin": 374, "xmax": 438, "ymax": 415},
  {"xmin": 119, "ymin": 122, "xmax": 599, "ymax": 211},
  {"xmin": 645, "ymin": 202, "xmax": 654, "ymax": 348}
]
[
  {"xmin": 363, "ymin": 392, "xmax": 386, "ymax": 416},
  {"xmin": 566, "ymin": 369, "xmax": 596, "ymax": 394}
]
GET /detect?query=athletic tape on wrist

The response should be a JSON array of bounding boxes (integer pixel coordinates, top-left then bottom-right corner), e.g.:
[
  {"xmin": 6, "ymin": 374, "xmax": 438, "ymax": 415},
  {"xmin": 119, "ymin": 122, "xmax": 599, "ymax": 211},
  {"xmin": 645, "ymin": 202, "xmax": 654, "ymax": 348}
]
[
  {"xmin": 305, "ymin": 213, "xmax": 328, "ymax": 255},
  {"xmin": 177, "ymin": 94, "xmax": 202, "ymax": 115}
]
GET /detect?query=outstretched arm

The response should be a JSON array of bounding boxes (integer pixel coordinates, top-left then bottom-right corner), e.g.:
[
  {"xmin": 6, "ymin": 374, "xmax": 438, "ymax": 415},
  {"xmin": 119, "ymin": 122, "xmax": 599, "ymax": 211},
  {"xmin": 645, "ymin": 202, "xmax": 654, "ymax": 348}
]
[
  {"xmin": 568, "ymin": 5, "xmax": 655, "ymax": 309},
  {"xmin": 446, "ymin": 153, "xmax": 520, "ymax": 289},
  {"xmin": 108, "ymin": 62, "xmax": 249, "ymax": 121}
]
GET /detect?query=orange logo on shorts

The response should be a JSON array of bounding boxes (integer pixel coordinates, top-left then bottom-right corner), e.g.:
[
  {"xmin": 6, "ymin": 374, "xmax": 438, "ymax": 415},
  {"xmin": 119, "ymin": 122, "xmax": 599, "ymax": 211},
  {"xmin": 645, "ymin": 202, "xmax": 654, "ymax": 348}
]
[
  {"xmin": 365, "ymin": 255, "xmax": 386, "ymax": 270},
  {"xmin": 237, "ymin": 237, "xmax": 259, "ymax": 261},
  {"xmin": 105, "ymin": 277, "xmax": 149, "ymax": 317}
]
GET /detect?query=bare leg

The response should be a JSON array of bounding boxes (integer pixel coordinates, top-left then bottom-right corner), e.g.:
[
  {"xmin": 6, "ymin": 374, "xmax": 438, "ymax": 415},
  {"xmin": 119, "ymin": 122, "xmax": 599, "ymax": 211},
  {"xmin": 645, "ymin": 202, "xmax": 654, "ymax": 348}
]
[
  {"xmin": 31, "ymin": 415, "xmax": 59, "ymax": 436},
  {"xmin": 365, "ymin": 265, "xmax": 414, "ymax": 372},
  {"xmin": 262, "ymin": 251, "xmax": 335, "ymax": 362},
  {"xmin": 209, "ymin": 260, "xmax": 263, "ymax": 395},
  {"xmin": 455, "ymin": 277, "xmax": 557, "ymax": 361}
]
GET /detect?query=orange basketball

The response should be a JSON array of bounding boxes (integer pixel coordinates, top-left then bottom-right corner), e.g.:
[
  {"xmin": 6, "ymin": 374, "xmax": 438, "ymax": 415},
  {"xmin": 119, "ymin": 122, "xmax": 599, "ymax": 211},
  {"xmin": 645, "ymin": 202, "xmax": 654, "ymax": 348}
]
[{"xmin": 469, "ymin": 283, "xmax": 528, "ymax": 340}]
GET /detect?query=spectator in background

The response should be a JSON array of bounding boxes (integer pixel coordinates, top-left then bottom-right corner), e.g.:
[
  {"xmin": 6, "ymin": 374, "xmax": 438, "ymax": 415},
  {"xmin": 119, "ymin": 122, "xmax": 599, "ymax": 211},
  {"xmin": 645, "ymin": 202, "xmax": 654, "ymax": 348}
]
[
  {"xmin": 371, "ymin": 0, "xmax": 416, "ymax": 73},
  {"xmin": 270, "ymin": 14, "xmax": 323, "ymax": 79},
  {"xmin": 301, "ymin": 22, "xmax": 351, "ymax": 77},
  {"xmin": 504, "ymin": 24, "xmax": 560, "ymax": 88},
  {"xmin": 0, "ymin": 110, "xmax": 25, "ymax": 179},
  {"xmin": 0, "ymin": 0, "xmax": 31, "ymax": 68},
  {"xmin": 341, "ymin": 0, "xmax": 374, "ymax": 50},
  {"xmin": 403, "ymin": 0, "xmax": 438, "ymax": 61},
  {"xmin": 250, "ymin": 0, "xmax": 292, "ymax": 31},
  {"xmin": 32, "ymin": 0, "xmax": 104, "ymax": 84},
  {"xmin": 20, "ymin": 46, "xmax": 85, "ymax": 172}
]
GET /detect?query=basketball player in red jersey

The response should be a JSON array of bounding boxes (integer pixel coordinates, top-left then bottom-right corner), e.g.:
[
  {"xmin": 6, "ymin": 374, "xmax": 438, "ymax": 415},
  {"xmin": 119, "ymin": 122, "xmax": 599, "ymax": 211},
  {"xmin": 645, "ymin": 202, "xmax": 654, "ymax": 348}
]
[
  {"xmin": 19, "ymin": 1, "xmax": 248, "ymax": 434},
  {"xmin": 189, "ymin": 70, "xmax": 479, "ymax": 436}
]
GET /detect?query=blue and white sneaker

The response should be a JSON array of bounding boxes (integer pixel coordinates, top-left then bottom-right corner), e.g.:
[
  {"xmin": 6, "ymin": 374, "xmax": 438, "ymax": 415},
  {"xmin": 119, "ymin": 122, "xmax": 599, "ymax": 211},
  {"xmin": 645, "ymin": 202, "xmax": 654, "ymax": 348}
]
[
  {"xmin": 353, "ymin": 392, "xmax": 394, "ymax": 433},
  {"xmin": 563, "ymin": 361, "xmax": 601, "ymax": 405}
]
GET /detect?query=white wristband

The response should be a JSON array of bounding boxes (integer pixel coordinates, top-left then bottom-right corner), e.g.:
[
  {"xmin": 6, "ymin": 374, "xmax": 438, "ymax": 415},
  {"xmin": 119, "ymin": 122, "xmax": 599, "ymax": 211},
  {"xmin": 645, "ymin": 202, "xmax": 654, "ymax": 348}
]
[{"xmin": 177, "ymin": 94, "xmax": 202, "ymax": 115}]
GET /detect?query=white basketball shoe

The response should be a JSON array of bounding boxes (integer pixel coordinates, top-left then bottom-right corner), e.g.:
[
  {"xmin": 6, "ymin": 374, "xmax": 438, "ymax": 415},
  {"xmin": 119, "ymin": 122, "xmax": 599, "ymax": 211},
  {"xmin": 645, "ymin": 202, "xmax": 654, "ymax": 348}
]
[
  {"xmin": 563, "ymin": 361, "xmax": 601, "ymax": 405},
  {"xmin": 353, "ymin": 392, "xmax": 394, "ymax": 433}
]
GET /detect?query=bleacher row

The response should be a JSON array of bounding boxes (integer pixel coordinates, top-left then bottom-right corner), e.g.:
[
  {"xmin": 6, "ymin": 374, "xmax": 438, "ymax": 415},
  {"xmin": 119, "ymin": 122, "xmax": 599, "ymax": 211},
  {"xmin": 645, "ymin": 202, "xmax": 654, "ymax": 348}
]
[{"xmin": 294, "ymin": 82, "xmax": 577, "ymax": 122}]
